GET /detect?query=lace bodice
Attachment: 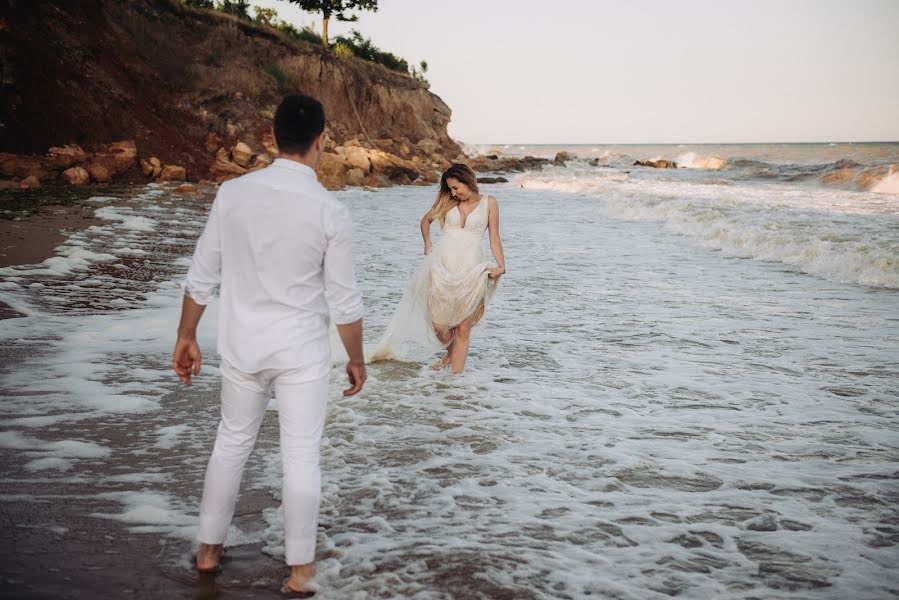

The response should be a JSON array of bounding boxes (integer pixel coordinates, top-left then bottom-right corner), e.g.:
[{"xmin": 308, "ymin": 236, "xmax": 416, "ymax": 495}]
[{"xmin": 444, "ymin": 195, "xmax": 489, "ymax": 233}]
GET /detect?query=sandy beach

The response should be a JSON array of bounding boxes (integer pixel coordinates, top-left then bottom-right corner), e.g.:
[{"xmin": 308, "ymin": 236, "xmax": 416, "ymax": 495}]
[
  {"xmin": 0, "ymin": 205, "xmax": 98, "ymax": 269},
  {"xmin": 0, "ymin": 203, "xmax": 101, "ymax": 320}
]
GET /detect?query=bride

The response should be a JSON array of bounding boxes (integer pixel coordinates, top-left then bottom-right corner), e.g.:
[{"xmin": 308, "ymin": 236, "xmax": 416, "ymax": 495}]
[{"xmin": 370, "ymin": 163, "xmax": 505, "ymax": 373}]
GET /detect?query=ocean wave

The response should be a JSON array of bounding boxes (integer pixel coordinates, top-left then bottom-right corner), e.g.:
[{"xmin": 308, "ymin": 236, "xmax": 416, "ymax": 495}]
[
  {"xmin": 676, "ymin": 152, "xmax": 727, "ymax": 170},
  {"xmin": 515, "ymin": 169, "xmax": 899, "ymax": 289},
  {"xmin": 818, "ymin": 163, "xmax": 899, "ymax": 196},
  {"xmin": 871, "ymin": 166, "xmax": 899, "ymax": 195}
]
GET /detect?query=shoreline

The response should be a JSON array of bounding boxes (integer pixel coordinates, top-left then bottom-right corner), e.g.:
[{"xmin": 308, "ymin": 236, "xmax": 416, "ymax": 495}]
[
  {"xmin": 0, "ymin": 203, "xmax": 102, "ymax": 319},
  {"xmin": 0, "ymin": 204, "xmax": 100, "ymax": 269}
]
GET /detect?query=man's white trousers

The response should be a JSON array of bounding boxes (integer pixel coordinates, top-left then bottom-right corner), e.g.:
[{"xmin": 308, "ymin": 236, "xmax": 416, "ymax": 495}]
[{"xmin": 197, "ymin": 359, "xmax": 329, "ymax": 565}]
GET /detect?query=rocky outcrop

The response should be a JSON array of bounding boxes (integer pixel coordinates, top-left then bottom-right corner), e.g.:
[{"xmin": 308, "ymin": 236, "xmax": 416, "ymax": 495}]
[
  {"xmin": 86, "ymin": 140, "xmax": 138, "ymax": 180},
  {"xmin": 159, "ymin": 165, "xmax": 187, "ymax": 181},
  {"xmin": 141, "ymin": 157, "xmax": 163, "ymax": 178},
  {"xmin": 62, "ymin": 167, "xmax": 90, "ymax": 185},
  {"xmin": 634, "ymin": 159, "xmax": 678, "ymax": 169},
  {"xmin": 0, "ymin": 154, "xmax": 54, "ymax": 181},
  {"xmin": 367, "ymin": 150, "xmax": 419, "ymax": 182},
  {"xmin": 251, "ymin": 153, "xmax": 273, "ymax": 169},
  {"xmin": 19, "ymin": 175, "xmax": 41, "ymax": 189},
  {"xmin": 88, "ymin": 163, "xmax": 112, "ymax": 183},
  {"xmin": 175, "ymin": 183, "xmax": 199, "ymax": 195},
  {"xmin": 337, "ymin": 145, "xmax": 372, "ymax": 173},
  {"xmin": 553, "ymin": 151, "xmax": 574, "ymax": 165},
  {"xmin": 316, "ymin": 152, "xmax": 349, "ymax": 191},
  {"xmin": 231, "ymin": 142, "xmax": 254, "ymax": 168},
  {"xmin": 462, "ymin": 155, "xmax": 551, "ymax": 174},
  {"xmin": 346, "ymin": 168, "xmax": 365, "ymax": 187},
  {"xmin": 210, "ymin": 158, "xmax": 247, "ymax": 180},
  {"xmin": 48, "ymin": 144, "xmax": 88, "ymax": 169},
  {"xmin": 0, "ymin": 140, "xmax": 141, "ymax": 184},
  {"xmin": 310, "ymin": 144, "xmax": 447, "ymax": 190}
]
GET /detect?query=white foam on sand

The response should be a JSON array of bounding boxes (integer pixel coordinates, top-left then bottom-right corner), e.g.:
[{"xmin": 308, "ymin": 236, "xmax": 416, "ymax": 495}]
[
  {"xmin": 92, "ymin": 490, "xmax": 198, "ymax": 539},
  {"xmin": 0, "ymin": 430, "xmax": 111, "ymax": 458},
  {"xmin": 94, "ymin": 206, "xmax": 158, "ymax": 232},
  {"xmin": 0, "ymin": 290, "xmax": 214, "ymax": 425},
  {"xmin": 24, "ymin": 457, "xmax": 75, "ymax": 472},
  {"xmin": 101, "ymin": 473, "xmax": 172, "ymax": 484},
  {"xmin": 92, "ymin": 490, "xmax": 260, "ymax": 546},
  {"xmin": 154, "ymin": 424, "xmax": 190, "ymax": 449}
]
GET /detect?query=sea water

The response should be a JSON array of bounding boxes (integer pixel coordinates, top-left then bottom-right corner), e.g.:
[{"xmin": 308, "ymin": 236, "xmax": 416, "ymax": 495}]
[{"xmin": 0, "ymin": 144, "xmax": 897, "ymax": 598}]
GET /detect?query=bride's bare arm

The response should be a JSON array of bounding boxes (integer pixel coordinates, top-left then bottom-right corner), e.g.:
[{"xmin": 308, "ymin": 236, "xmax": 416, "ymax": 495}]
[
  {"xmin": 486, "ymin": 196, "xmax": 506, "ymax": 278},
  {"xmin": 420, "ymin": 211, "xmax": 434, "ymax": 254}
]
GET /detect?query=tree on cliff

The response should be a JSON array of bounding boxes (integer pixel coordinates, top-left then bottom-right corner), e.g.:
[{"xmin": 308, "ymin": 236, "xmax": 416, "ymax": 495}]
[
  {"xmin": 287, "ymin": 0, "xmax": 378, "ymax": 49},
  {"xmin": 219, "ymin": 0, "xmax": 251, "ymax": 19}
]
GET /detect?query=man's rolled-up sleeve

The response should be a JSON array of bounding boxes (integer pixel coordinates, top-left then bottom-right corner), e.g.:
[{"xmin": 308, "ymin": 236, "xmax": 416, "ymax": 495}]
[
  {"xmin": 323, "ymin": 203, "xmax": 364, "ymax": 324},
  {"xmin": 182, "ymin": 196, "xmax": 222, "ymax": 305}
]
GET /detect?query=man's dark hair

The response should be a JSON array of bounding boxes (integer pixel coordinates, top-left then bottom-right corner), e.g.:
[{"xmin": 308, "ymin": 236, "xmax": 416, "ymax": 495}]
[{"xmin": 274, "ymin": 94, "xmax": 326, "ymax": 156}]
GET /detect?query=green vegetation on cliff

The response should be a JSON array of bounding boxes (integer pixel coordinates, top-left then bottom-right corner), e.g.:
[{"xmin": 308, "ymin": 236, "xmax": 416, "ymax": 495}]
[{"xmin": 181, "ymin": 0, "xmax": 422, "ymax": 79}]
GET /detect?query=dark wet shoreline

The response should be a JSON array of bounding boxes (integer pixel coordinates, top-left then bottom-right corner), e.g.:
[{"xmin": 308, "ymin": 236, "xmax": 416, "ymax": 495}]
[
  {"xmin": 0, "ymin": 376, "xmax": 302, "ymax": 599},
  {"xmin": 0, "ymin": 486, "xmax": 299, "ymax": 599}
]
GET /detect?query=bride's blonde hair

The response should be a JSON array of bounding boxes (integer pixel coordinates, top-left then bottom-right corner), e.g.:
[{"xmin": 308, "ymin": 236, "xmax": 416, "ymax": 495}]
[{"xmin": 430, "ymin": 164, "xmax": 480, "ymax": 228}]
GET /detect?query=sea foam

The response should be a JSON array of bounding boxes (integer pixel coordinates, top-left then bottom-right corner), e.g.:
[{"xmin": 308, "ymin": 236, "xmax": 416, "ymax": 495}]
[
  {"xmin": 516, "ymin": 164, "xmax": 899, "ymax": 289},
  {"xmin": 871, "ymin": 165, "xmax": 899, "ymax": 195}
]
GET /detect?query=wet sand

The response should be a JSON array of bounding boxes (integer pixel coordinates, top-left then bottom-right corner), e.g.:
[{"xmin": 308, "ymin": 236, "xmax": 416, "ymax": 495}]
[
  {"xmin": 0, "ymin": 185, "xmax": 251, "ymax": 597},
  {"xmin": 0, "ymin": 374, "xmax": 301, "ymax": 600},
  {"xmin": 0, "ymin": 183, "xmax": 212, "ymax": 319},
  {"xmin": 0, "ymin": 205, "xmax": 101, "ymax": 319},
  {"xmin": 0, "ymin": 205, "xmax": 99, "ymax": 269},
  {"xmin": 0, "ymin": 477, "xmax": 295, "ymax": 600}
]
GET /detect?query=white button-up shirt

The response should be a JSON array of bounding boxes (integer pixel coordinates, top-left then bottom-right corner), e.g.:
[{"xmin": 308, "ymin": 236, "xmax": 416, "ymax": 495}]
[{"xmin": 183, "ymin": 158, "xmax": 364, "ymax": 375}]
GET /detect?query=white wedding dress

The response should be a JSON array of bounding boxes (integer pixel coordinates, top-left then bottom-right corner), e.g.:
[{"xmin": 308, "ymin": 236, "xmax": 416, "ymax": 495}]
[{"xmin": 366, "ymin": 195, "xmax": 499, "ymax": 362}]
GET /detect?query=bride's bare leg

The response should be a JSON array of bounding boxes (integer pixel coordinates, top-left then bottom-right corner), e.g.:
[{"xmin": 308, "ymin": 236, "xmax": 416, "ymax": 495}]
[
  {"xmin": 433, "ymin": 324, "xmax": 452, "ymax": 344},
  {"xmin": 440, "ymin": 338, "xmax": 455, "ymax": 366},
  {"xmin": 431, "ymin": 324, "xmax": 454, "ymax": 369},
  {"xmin": 450, "ymin": 314, "xmax": 478, "ymax": 374}
]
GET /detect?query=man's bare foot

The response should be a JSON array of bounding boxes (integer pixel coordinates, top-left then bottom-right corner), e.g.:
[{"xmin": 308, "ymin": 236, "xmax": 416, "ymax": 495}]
[
  {"xmin": 430, "ymin": 354, "xmax": 452, "ymax": 370},
  {"xmin": 282, "ymin": 563, "xmax": 317, "ymax": 596},
  {"xmin": 195, "ymin": 543, "xmax": 224, "ymax": 572}
]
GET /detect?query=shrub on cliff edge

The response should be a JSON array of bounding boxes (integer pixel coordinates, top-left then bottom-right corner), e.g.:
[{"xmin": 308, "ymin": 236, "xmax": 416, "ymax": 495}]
[
  {"xmin": 277, "ymin": 22, "xmax": 323, "ymax": 46},
  {"xmin": 334, "ymin": 29, "xmax": 407, "ymax": 74}
]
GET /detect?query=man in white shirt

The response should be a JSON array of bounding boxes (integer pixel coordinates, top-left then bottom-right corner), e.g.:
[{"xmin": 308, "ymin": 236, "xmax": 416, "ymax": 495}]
[{"xmin": 172, "ymin": 94, "xmax": 365, "ymax": 594}]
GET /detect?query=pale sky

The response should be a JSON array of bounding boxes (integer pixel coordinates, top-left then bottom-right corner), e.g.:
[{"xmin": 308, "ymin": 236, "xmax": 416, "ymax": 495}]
[{"xmin": 249, "ymin": 0, "xmax": 899, "ymax": 144}]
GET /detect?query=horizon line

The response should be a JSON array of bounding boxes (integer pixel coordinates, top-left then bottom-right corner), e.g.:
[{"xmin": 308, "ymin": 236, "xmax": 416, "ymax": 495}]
[{"xmin": 459, "ymin": 140, "xmax": 899, "ymax": 146}]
